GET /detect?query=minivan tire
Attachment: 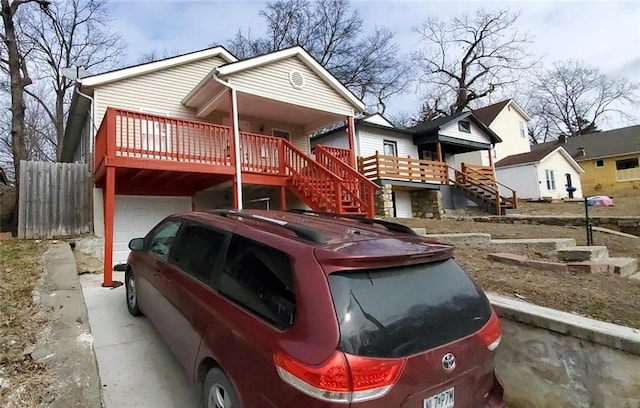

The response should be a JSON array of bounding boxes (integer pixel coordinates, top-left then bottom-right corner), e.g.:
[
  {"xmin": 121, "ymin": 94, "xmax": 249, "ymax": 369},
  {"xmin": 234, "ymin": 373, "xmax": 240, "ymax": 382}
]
[
  {"xmin": 203, "ymin": 368, "xmax": 241, "ymax": 408},
  {"xmin": 125, "ymin": 270, "xmax": 142, "ymax": 317}
]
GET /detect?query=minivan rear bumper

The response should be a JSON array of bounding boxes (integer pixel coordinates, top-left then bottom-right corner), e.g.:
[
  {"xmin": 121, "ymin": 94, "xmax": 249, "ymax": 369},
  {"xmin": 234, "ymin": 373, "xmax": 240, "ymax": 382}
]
[{"xmin": 484, "ymin": 372, "xmax": 504, "ymax": 408}]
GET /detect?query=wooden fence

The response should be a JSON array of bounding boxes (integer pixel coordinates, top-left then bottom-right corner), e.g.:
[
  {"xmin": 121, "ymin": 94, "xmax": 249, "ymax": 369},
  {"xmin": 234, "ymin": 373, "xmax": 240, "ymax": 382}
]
[{"xmin": 18, "ymin": 161, "xmax": 91, "ymax": 239}]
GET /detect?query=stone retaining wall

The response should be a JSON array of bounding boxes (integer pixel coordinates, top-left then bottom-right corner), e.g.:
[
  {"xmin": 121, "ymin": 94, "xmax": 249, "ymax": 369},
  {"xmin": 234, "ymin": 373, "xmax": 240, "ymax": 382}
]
[{"xmin": 489, "ymin": 294, "xmax": 640, "ymax": 408}]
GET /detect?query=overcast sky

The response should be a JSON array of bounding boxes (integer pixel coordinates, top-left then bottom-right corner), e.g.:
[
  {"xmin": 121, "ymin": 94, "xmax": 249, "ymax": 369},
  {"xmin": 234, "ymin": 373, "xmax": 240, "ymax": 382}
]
[{"xmin": 106, "ymin": 0, "xmax": 640, "ymax": 127}]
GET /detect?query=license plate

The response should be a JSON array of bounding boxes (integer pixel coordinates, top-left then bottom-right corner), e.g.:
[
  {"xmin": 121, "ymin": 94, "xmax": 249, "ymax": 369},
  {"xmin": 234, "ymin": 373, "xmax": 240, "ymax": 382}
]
[{"xmin": 423, "ymin": 387, "xmax": 454, "ymax": 408}]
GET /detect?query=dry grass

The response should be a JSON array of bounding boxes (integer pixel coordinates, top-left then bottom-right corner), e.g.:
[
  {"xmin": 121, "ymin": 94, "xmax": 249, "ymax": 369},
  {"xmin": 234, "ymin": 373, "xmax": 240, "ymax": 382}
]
[{"xmin": 0, "ymin": 240, "xmax": 54, "ymax": 408}]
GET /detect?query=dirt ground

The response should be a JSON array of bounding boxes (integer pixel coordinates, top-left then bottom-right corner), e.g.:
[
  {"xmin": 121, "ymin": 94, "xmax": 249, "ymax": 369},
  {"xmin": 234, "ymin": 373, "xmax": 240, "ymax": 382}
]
[
  {"xmin": 392, "ymin": 218, "xmax": 640, "ymax": 329},
  {"xmin": 0, "ymin": 241, "xmax": 54, "ymax": 407},
  {"xmin": 516, "ymin": 193, "xmax": 640, "ymax": 217}
]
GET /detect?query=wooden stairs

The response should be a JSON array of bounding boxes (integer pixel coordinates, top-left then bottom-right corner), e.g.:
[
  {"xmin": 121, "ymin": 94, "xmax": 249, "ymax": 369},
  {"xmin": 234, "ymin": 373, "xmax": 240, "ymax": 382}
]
[
  {"xmin": 451, "ymin": 164, "xmax": 517, "ymax": 216},
  {"xmin": 282, "ymin": 142, "xmax": 377, "ymax": 217}
]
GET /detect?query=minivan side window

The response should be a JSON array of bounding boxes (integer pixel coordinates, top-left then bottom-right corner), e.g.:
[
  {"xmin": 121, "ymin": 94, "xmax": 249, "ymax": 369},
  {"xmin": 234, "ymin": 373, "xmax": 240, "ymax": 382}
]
[
  {"xmin": 147, "ymin": 220, "xmax": 181, "ymax": 261},
  {"xmin": 168, "ymin": 224, "xmax": 226, "ymax": 284},
  {"xmin": 220, "ymin": 235, "xmax": 295, "ymax": 329}
]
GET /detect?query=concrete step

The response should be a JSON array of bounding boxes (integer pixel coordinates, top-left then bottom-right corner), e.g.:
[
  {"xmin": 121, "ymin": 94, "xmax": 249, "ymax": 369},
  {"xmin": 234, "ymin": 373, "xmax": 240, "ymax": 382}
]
[
  {"xmin": 607, "ymin": 257, "xmax": 638, "ymax": 277},
  {"xmin": 630, "ymin": 272, "xmax": 640, "ymax": 280},
  {"xmin": 557, "ymin": 246, "xmax": 609, "ymax": 262}
]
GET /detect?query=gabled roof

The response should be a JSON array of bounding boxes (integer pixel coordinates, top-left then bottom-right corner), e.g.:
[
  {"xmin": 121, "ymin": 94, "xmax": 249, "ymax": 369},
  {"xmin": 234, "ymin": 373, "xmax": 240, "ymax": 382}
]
[
  {"xmin": 532, "ymin": 125, "xmax": 640, "ymax": 160},
  {"xmin": 496, "ymin": 145, "xmax": 584, "ymax": 173},
  {"xmin": 79, "ymin": 46, "xmax": 237, "ymax": 87},
  {"xmin": 311, "ymin": 113, "xmax": 411, "ymax": 143},
  {"xmin": 473, "ymin": 99, "xmax": 531, "ymax": 126},
  {"xmin": 409, "ymin": 111, "xmax": 502, "ymax": 144},
  {"xmin": 216, "ymin": 46, "xmax": 365, "ymax": 111}
]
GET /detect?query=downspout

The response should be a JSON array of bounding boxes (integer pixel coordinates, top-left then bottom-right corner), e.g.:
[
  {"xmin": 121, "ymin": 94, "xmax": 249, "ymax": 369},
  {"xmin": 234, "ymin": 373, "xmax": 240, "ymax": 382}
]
[
  {"xmin": 212, "ymin": 69, "xmax": 243, "ymax": 210},
  {"xmin": 75, "ymin": 85, "xmax": 95, "ymax": 156}
]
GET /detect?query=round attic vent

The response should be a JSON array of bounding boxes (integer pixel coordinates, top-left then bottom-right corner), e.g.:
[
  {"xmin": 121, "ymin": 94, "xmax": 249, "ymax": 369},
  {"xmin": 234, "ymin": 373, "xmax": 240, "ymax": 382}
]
[{"xmin": 289, "ymin": 70, "xmax": 306, "ymax": 90}]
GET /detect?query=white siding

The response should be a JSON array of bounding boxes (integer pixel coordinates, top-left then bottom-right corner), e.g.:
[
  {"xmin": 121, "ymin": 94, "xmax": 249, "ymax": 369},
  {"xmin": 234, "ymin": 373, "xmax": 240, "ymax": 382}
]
[
  {"xmin": 310, "ymin": 130, "xmax": 350, "ymax": 150},
  {"xmin": 537, "ymin": 151, "xmax": 584, "ymax": 199},
  {"xmin": 93, "ymin": 56, "xmax": 228, "ymax": 128},
  {"xmin": 358, "ymin": 128, "xmax": 418, "ymax": 158},
  {"xmin": 490, "ymin": 104, "xmax": 531, "ymax": 162},
  {"xmin": 496, "ymin": 165, "xmax": 540, "ymax": 199},
  {"xmin": 453, "ymin": 150, "xmax": 490, "ymax": 167},
  {"xmin": 226, "ymin": 57, "xmax": 355, "ymax": 116},
  {"xmin": 393, "ymin": 190, "xmax": 413, "ymax": 218},
  {"xmin": 439, "ymin": 120, "xmax": 492, "ymax": 145}
]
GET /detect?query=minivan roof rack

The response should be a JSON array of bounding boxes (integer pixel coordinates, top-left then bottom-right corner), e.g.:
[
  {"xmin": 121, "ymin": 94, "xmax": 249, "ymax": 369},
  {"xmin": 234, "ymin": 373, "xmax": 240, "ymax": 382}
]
[
  {"xmin": 287, "ymin": 209, "xmax": 418, "ymax": 236},
  {"xmin": 211, "ymin": 210, "xmax": 325, "ymax": 244}
]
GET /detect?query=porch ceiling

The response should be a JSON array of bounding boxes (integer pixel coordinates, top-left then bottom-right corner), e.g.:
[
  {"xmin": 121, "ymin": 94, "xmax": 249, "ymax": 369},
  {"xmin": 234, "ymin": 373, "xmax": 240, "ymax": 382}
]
[{"xmin": 183, "ymin": 79, "xmax": 344, "ymax": 133}]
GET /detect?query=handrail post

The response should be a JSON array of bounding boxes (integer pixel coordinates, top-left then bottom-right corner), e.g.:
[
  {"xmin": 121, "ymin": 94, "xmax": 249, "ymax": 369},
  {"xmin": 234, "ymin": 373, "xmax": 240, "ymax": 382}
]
[
  {"xmin": 278, "ymin": 139, "xmax": 285, "ymax": 175},
  {"xmin": 106, "ymin": 108, "xmax": 116, "ymax": 158},
  {"xmin": 336, "ymin": 181, "xmax": 343, "ymax": 214}
]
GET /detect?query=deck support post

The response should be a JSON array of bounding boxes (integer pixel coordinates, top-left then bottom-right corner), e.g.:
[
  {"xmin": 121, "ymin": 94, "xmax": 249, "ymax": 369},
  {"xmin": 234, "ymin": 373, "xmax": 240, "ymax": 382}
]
[
  {"xmin": 280, "ymin": 186, "xmax": 287, "ymax": 210},
  {"xmin": 488, "ymin": 148, "xmax": 494, "ymax": 168},
  {"xmin": 346, "ymin": 116, "xmax": 356, "ymax": 168},
  {"xmin": 228, "ymin": 88, "xmax": 243, "ymax": 209},
  {"xmin": 102, "ymin": 166, "xmax": 115, "ymax": 287}
]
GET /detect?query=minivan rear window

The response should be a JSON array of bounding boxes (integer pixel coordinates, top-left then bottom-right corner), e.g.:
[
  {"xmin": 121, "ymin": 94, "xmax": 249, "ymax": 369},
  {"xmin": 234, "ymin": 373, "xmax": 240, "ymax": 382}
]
[{"xmin": 328, "ymin": 259, "xmax": 491, "ymax": 358}]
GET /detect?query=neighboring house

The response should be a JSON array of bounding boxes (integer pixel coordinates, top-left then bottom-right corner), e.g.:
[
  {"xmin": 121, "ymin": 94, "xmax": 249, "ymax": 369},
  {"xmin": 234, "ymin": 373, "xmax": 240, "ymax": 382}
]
[
  {"xmin": 61, "ymin": 45, "xmax": 374, "ymax": 283},
  {"xmin": 532, "ymin": 125, "xmax": 640, "ymax": 195},
  {"xmin": 312, "ymin": 111, "xmax": 517, "ymax": 218},
  {"xmin": 456, "ymin": 99, "xmax": 531, "ymax": 167},
  {"xmin": 495, "ymin": 145, "xmax": 584, "ymax": 200}
]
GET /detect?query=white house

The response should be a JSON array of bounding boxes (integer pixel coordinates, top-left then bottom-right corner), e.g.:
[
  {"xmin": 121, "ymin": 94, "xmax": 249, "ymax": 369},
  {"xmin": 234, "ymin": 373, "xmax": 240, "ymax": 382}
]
[
  {"xmin": 456, "ymin": 99, "xmax": 531, "ymax": 167},
  {"xmin": 312, "ymin": 111, "xmax": 515, "ymax": 217},
  {"xmin": 495, "ymin": 145, "xmax": 585, "ymax": 200}
]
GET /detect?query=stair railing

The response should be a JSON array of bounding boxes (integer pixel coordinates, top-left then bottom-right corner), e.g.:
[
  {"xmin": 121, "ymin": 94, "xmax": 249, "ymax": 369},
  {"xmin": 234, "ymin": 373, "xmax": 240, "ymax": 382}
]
[
  {"xmin": 314, "ymin": 145, "xmax": 379, "ymax": 217},
  {"xmin": 461, "ymin": 164, "xmax": 518, "ymax": 210}
]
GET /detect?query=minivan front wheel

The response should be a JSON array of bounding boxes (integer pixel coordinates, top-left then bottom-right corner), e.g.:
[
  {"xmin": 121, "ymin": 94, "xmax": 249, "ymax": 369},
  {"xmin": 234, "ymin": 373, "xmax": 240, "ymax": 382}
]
[
  {"xmin": 203, "ymin": 368, "xmax": 240, "ymax": 408},
  {"xmin": 125, "ymin": 270, "xmax": 142, "ymax": 316}
]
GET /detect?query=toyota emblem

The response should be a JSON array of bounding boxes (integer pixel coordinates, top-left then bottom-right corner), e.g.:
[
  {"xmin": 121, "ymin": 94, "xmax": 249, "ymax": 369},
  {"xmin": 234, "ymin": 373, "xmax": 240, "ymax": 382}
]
[{"xmin": 441, "ymin": 353, "xmax": 456, "ymax": 372}]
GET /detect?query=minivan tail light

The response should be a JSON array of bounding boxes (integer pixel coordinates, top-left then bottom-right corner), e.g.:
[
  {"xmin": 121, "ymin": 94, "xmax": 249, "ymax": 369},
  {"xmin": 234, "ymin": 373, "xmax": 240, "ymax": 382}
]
[
  {"xmin": 478, "ymin": 309, "xmax": 502, "ymax": 351},
  {"xmin": 274, "ymin": 351, "xmax": 406, "ymax": 403}
]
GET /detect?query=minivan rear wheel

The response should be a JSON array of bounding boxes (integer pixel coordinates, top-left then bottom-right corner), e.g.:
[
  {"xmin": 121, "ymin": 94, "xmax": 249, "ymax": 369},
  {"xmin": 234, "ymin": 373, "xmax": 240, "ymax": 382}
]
[
  {"xmin": 203, "ymin": 368, "xmax": 240, "ymax": 408},
  {"xmin": 125, "ymin": 270, "xmax": 142, "ymax": 317}
]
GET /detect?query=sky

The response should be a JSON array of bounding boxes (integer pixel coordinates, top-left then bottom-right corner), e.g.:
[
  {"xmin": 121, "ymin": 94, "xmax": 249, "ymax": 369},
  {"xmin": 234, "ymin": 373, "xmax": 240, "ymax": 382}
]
[{"xmin": 105, "ymin": 0, "xmax": 640, "ymax": 128}]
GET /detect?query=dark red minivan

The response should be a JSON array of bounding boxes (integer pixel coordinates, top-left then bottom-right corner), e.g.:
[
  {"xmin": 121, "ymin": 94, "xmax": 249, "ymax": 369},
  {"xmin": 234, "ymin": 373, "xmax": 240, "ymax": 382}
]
[{"xmin": 125, "ymin": 210, "xmax": 504, "ymax": 408}]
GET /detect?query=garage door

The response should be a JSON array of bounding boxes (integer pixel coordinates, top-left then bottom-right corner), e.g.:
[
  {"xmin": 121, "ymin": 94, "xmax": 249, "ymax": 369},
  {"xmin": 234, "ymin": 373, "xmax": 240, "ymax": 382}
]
[
  {"xmin": 394, "ymin": 190, "xmax": 413, "ymax": 218},
  {"xmin": 112, "ymin": 195, "xmax": 192, "ymax": 265}
]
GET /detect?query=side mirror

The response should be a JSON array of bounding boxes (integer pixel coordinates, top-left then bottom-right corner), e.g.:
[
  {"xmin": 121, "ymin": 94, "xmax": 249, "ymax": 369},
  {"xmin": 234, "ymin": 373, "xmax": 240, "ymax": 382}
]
[{"xmin": 128, "ymin": 238, "xmax": 145, "ymax": 251}]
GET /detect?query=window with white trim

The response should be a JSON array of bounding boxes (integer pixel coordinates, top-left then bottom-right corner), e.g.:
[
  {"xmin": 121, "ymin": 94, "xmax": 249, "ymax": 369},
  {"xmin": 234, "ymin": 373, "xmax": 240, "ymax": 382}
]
[
  {"xmin": 519, "ymin": 122, "xmax": 526, "ymax": 139},
  {"xmin": 383, "ymin": 140, "xmax": 397, "ymax": 156},
  {"xmin": 595, "ymin": 159, "xmax": 604, "ymax": 168},
  {"xmin": 545, "ymin": 169, "xmax": 556, "ymax": 190}
]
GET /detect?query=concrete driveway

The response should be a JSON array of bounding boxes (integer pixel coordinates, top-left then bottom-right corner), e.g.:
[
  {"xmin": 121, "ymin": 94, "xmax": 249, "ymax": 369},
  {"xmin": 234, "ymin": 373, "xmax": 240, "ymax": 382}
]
[{"xmin": 80, "ymin": 271, "xmax": 200, "ymax": 408}]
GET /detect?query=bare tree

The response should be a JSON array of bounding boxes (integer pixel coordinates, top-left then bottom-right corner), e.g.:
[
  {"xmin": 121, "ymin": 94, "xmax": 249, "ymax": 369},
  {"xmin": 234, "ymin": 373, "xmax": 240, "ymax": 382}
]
[
  {"xmin": 1, "ymin": 0, "xmax": 51, "ymax": 228},
  {"xmin": 137, "ymin": 48, "xmax": 181, "ymax": 64},
  {"xmin": 22, "ymin": 0, "xmax": 126, "ymax": 158},
  {"xmin": 527, "ymin": 60, "xmax": 639, "ymax": 139},
  {"xmin": 412, "ymin": 8, "xmax": 534, "ymax": 121},
  {"xmin": 227, "ymin": 0, "xmax": 410, "ymax": 113}
]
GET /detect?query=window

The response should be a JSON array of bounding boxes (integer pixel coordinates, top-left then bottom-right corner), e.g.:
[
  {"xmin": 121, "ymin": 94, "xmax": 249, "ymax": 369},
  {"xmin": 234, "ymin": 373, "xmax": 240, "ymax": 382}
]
[
  {"xmin": 595, "ymin": 159, "xmax": 604, "ymax": 168},
  {"xmin": 492, "ymin": 148, "xmax": 497, "ymax": 159},
  {"xmin": 458, "ymin": 120, "xmax": 471, "ymax": 133},
  {"xmin": 220, "ymin": 235, "xmax": 295, "ymax": 329},
  {"xmin": 140, "ymin": 108, "xmax": 171, "ymax": 153},
  {"xmin": 328, "ymin": 259, "xmax": 491, "ymax": 358},
  {"xmin": 545, "ymin": 169, "xmax": 556, "ymax": 190},
  {"xmin": 383, "ymin": 140, "xmax": 397, "ymax": 156},
  {"xmin": 169, "ymin": 224, "xmax": 227, "ymax": 284},
  {"xmin": 615, "ymin": 158, "xmax": 639, "ymax": 170},
  {"xmin": 272, "ymin": 129, "xmax": 290, "ymax": 140},
  {"xmin": 519, "ymin": 122, "xmax": 526, "ymax": 139},
  {"xmin": 147, "ymin": 220, "xmax": 181, "ymax": 261}
]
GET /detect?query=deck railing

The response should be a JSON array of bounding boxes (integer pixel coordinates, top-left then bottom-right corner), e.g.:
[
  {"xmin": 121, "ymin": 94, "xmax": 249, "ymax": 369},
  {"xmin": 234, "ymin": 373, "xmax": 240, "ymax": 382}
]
[
  {"xmin": 95, "ymin": 108, "xmax": 233, "ymax": 170},
  {"xmin": 461, "ymin": 163, "xmax": 496, "ymax": 185},
  {"xmin": 358, "ymin": 152, "xmax": 448, "ymax": 184}
]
